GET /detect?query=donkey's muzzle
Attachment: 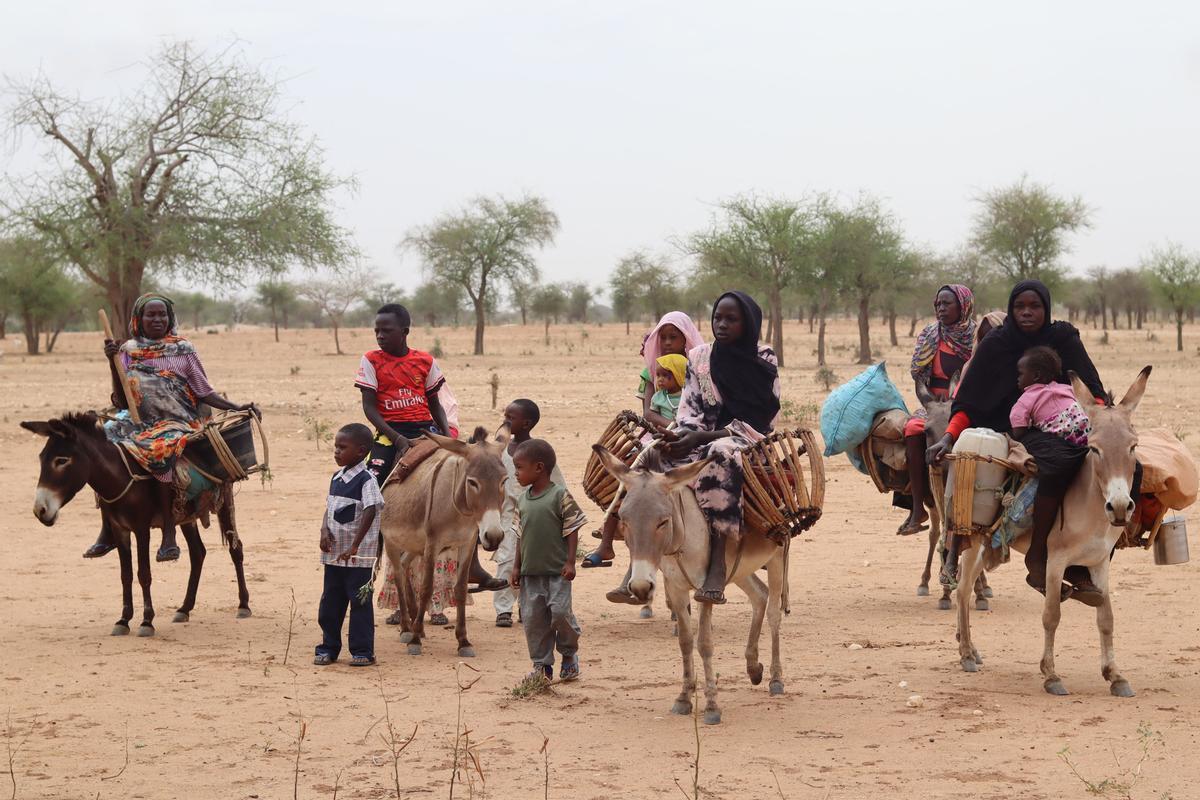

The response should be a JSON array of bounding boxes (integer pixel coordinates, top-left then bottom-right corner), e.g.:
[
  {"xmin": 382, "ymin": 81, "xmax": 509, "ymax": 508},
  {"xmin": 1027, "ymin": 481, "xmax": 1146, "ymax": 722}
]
[
  {"xmin": 1105, "ymin": 498, "xmax": 1135, "ymax": 527},
  {"xmin": 628, "ymin": 578, "xmax": 655, "ymax": 603},
  {"xmin": 33, "ymin": 488, "xmax": 61, "ymax": 527}
]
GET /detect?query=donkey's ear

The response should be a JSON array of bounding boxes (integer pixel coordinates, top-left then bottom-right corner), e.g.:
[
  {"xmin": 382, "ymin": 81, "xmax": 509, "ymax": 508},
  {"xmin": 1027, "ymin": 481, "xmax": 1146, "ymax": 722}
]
[
  {"xmin": 1118, "ymin": 366, "xmax": 1152, "ymax": 414},
  {"xmin": 662, "ymin": 457, "xmax": 712, "ymax": 491},
  {"xmin": 915, "ymin": 381, "xmax": 936, "ymax": 408},
  {"xmin": 20, "ymin": 421, "xmax": 52, "ymax": 437},
  {"xmin": 1068, "ymin": 371, "xmax": 1095, "ymax": 410},
  {"xmin": 492, "ymin": 421, "xmax": 511, "ymax": 448},
  {"xmin": 592, "ymin": 445, "xmax": 630, "ymax": 483},
  {"xmin": 423, "ymin": 430, "xmax": 471, "ymax": 457}
]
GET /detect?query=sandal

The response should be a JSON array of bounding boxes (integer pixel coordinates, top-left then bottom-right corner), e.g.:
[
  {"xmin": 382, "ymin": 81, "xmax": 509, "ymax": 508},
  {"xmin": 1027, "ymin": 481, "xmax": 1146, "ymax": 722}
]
[
  {"xmin": 559, "ymin": 661, "xmax": 580, "ymax": 682},
  {"xmin": 693, "ymin": 589, "xmax": 727, "ymax": 605},
  {"xmin": 525, "ymin": 666, "xmax": 552, "ymax": 683},
  {"xmin": 1025, "ymin": 573, "xmax": 1073, "ymax": 601},
  {"xmin": 1067, "ymin": 579, "xmax": 1104, "ymax": 607},
  {"xmin": 385, "ymin": 610, "xmax": 403, "ymax": 625},
  {"xmin": 156, "ymin": 545, "xmax": 181, "ymax": 562},
  {"xmin": 469, "ymin": 576, "xmax": 509, "ymax": 593},
  {"xmin": 590, "ymin": 529, "xmax": 603, "ymax": 541},
  {"xmin": 896, "ymin": 519, "xmax": 929, "ymax": 536},
  {"xmin": 495, "ymin": 612, "xmax": 513, "ymax": 628},
  {"xmin": 429, "ymin": 613, "xmax": 449, "ymax": 626},
  {"xmin": 581, "ymin": 552, "xmax": 613, "ymax": 568},
  {"xmin": 83, "ymin": 542, "xmax": 117, "ymax": 559},
  {"xmin": 350, "ymin": 655, "xmax": 376, "ymax": 667},
  {"xmin": 606, "ymin": 587, "xmax": 642, "ymax": 605},
  {"xmin": 313, "ymin": 653, "xmax": 334, "ymax": 666}
]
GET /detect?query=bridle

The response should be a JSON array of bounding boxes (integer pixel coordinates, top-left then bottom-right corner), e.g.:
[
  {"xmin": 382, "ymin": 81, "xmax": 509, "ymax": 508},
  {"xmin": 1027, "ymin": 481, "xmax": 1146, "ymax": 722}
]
[{"xmin": 97, "ymin": 444, "xmax": 152, "ymax": 504}]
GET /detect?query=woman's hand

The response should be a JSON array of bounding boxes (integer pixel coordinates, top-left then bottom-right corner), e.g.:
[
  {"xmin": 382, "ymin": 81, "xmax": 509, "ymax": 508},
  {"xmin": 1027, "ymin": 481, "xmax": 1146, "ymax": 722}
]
[
  {"xmin": 103, "ymin": 339, "xmax": 120, "ymax": 359},
  {"xmin": 237, "ymin": 402, "xmax": 262, "ymax": 420},
  {"xmin": 926, "ymin": 433, "xmax": 954, "ymax": 465},
  {"xmin": 662, "ymin": 430, "xmax": 713, "ymax": 459}
]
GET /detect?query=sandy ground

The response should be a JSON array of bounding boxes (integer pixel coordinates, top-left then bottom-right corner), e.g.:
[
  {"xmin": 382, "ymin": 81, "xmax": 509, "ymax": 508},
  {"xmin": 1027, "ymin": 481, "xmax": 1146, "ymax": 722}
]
[{"xmin": 2, "ymin": 316, "xmax": 1199, "ymax": 800}]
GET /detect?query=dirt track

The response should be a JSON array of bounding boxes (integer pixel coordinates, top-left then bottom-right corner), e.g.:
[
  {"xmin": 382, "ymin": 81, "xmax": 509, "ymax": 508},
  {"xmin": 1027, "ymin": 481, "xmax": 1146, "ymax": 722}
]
[{"xmin": 2, "ymin": 318, "xmax": 1197, "ymax": 799}]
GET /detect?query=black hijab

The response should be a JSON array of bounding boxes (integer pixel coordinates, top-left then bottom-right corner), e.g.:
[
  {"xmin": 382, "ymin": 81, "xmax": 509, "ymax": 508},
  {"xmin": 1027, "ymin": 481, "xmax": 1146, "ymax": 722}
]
[
  {"xmin": 952, "ymin": 279, "xmax": 1105, "ymax": 432},
  {"xmin": 710, "ymin": 291, "xmax": 780, "ymax": 434}
]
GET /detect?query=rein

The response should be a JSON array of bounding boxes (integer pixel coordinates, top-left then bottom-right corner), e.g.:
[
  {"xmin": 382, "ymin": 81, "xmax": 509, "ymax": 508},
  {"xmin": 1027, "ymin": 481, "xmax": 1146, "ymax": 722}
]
[{"xmin": 97, "ymin": 441, "xmax": 152, "ymax": 505}]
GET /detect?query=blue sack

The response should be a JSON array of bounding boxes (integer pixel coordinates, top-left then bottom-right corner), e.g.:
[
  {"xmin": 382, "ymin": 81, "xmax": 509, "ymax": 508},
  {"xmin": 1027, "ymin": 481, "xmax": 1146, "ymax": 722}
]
[{"xmin": 819, "ymin": 362, "xmax": 908, "ymax": 457}]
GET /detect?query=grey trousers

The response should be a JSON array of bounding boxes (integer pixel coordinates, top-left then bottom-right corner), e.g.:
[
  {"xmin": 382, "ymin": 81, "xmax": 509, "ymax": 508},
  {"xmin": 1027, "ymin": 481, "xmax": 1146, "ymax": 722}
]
[{"xmin": 519, "ymin": 575, "xmax": 581, "ymax": 668}]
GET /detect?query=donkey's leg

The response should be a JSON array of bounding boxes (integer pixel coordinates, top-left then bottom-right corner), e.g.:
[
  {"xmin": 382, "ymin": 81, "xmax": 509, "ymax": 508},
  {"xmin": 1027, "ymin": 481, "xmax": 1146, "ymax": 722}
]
[
  {"xmin": 1040, "ymin": 553, "xmax": 1069, "ymax": 695},
  {"xmin": 955, "ymin": 538, "xmax": 984, "ymax": 671},
  {"xmin": 133, "ymin": 527, "xmax": 156, "ymax": 637},
  {"xmin": 174, "ymin": 522, "xmax": 206, "ymax": 622},
  {"xmin": 973, "ymin": 571, "xmax": 990, "ymax": 612},
  {"xmin": 734, "ymin": 572, "xmax": 767, "ymax": 686},
  {"xmin": 667, "ymin": 579, "xmax": 697, "ymax": 716},
  {"xmin": 919, "ymin": 503, "xmax": 939, "ymax": 597},
  {"xmin": 219, "ymin": 494, "xmax": 251, "ymax": 618},
  {"xmin": 1090, "ymin": 560, "xmax": 1133, "ymax": 697},
  {"xmin": 697, "ymin": 602, "xmax": 721, "ymax": 724},
  {"xmin": 978, "ymin": 571, "xmax": 993, "ymax": 598},
  {"xmin": 114, "ymin": 532, "xmax": 134, "ymax": 636},
  {"xmin": 395, "ymin": 552, "xmax": 418, "ymax": 644},
  {"xmin": 453, "ymin": 542, "xmax": 475, "ymax": 657},
  {"xmin": 408, "ymin": 544, "xmax": 437, "ymax": 655},
  {"xmin": 765, "ymin": 549, "xmax": 786, "ymax": 695}
]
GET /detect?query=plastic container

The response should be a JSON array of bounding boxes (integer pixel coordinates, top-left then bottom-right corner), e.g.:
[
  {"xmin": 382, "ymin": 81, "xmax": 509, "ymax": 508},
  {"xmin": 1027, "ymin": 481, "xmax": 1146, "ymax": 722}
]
[
  {"xmin": 946, "ymin": 428, "xmax": 1009, "ymax": 527},
  {"xmin": 1153, "ymin": 516, "xmax": 1189, "ymax": 565}
]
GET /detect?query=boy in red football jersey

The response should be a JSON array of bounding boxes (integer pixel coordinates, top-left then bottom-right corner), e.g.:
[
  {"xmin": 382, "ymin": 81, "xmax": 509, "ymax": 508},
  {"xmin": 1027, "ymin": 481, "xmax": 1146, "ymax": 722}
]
[{"xmin": 356, "ymin": 303, "xmax": 505, "ymax": 591}]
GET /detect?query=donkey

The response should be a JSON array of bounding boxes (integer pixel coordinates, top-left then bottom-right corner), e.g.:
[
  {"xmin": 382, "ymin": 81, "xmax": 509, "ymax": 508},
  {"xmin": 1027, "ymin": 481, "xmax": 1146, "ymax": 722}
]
[
  {"xmin": 914, "ymin": 379, "xmax": 992, "ymax": 611},
  {"xmin": 954, "ymin": 367, "xmax": 1151, "ymax": 697},
  {"xmin": 593, "ymin": 445, "xmax": 787, "ymax": 725},
  {"xmin": 21, "ymin": 413, "xmax": 250, "ymax": 636},
  {"xmin": 379, "ymin": 425, "xmax": 509, "ymax": 657}
]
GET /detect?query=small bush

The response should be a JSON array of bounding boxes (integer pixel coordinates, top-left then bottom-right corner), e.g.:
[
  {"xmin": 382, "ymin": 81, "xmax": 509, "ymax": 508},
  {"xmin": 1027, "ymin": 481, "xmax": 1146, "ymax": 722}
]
[
  {"xmin": 780, "ymin": 399, "xmax": 819, "ymax": 425},
  {"xmin": 509, "ymin": 673, "xmax": 553, "ymax": 700},
  {"xmin": 432, "ymin": 337, "xmax": 444, "ymax": 358},
  {"xmin": 815, "ymin": 366, "xmax": 840, "ymax": 392},
  {"xmin": 1099, "ymin": 331, "xmax": 1110, "ymax": 346},
  {"xmin": 289, "ymin": 365, "xmax": 301, "ymax": 376}
]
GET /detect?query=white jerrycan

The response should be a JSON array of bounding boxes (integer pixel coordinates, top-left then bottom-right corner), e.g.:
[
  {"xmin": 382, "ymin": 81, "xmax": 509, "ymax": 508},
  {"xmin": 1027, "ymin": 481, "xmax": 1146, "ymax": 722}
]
[{"xmin": 945, "ymin": 428, "xmax": 1009, "ymax": 527}]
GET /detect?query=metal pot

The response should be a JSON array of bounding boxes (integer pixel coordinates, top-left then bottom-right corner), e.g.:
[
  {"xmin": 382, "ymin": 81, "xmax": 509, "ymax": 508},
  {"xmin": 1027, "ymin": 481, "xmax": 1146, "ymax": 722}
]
[{"xmin": 1153, "ymin": 516, "xmax": 1189, "ymax": 566}]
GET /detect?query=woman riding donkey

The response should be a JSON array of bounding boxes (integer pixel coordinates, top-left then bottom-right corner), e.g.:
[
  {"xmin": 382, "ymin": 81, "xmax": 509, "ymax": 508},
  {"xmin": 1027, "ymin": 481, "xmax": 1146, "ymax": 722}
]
[
  {"xmin": 658, "ymin": 291, "xmax": 780, "ymax": 604},
  {"xmin": 928, "ymin": 280, "xmax": 1117, "ymax": 604},
  {"xmin": 86, "ymin": 293, "xmax": 259, "ymax": 562},
  {"xmin": 897, "ymin": 284, "xmax": 976, "ymax": 536}
]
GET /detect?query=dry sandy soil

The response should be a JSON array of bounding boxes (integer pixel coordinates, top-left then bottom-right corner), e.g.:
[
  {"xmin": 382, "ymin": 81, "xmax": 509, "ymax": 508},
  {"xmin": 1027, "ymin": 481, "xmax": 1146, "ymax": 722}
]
[{"xmin": 2, "ymin": 316, "xmax": 1198, "ymax": 800}]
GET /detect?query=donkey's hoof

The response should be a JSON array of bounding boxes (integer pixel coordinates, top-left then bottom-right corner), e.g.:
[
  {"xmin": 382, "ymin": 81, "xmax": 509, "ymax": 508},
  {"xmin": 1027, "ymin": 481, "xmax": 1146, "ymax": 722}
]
[
  {"xmin": 457, "ymin": 646, "xmax": 476, "ymax": 658},
  {"xmin": 703, "ymin": 710, "xmax": 722, "ymax": 726},
  {"xmin": 982, "ymin": 587, "xmax": 994, "ymax": 598},
  {"xmin": 137, "ymin": 625, "xmax": 155, "ymax": 638},
  {"xmin": 961, "ymin": 657, "xmax": 979, "ymax": 673},
  {"xmin": 1044, "ymin": 679, "xmax": 1069, "ymax": 696},
  {"xmin": 236, "ymin": 607, "xmax": 253, "ymax": 619},
  {"xmin": 747, "ymin": 662, "xmax": 763, "ymax": 685},
  {"xmin": 399, "ymin": 631, "xmax": 414, "ymax": 644},
  {"xmin": 406, "ymin": 643, "xmax": 422, "ymax": 656},
  {"xmin": 1110, "ymin": 680, "xmax": 1135, "ymax": 698},
  {"xmin": 769, "ymin": 680, "xmax": 785, "ymax": 696},
  {"xmin": 111, "ymin": 623, "xmax": 130, "ymax": 637},
  {"xmin": 639, "ymin": 606, "xmax": 654, "ymax": 619},
  {"xmin": 172, "ymin": 611, "xmax": 189, "ymax": 623},
  {"xmin": 937, "ymin": 597, "xmax": 952, "ymax": 611},
  {"xmin": 975, "ymin": 598, "xmax": 990, "ymax": 612},
  {"xmin": 916, "ymin": 585, "xmax": 930, "ymax": 597},
  {"xmin": 670, "ymin": 700, "xmax": 692, "ymax": 716}
]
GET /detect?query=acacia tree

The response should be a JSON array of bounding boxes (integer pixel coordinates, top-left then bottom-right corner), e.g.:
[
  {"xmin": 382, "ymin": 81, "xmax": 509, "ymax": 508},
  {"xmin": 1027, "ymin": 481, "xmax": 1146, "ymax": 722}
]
[
  {"xmin": 567, "ymin": 282, "xmax": 594, "ymax": 323},
  {"xmin": 1145, "ymin": 242, "xmax": 1200, "ymax": 352},
  {"xmin": 686, "ymin": 194, "xmax": 825, "ymax": 368},
  {"xmin": 508, "ymin": 275, "xmax": 537, "ymax": 325},
  {"xmin": 403, "ymin": 194, "xmax": 559, "ymax": 355},
  {"xmin": 970, "ymin": 177, "xmax": 1091, "ymax": 288},
  {"xmin": 531, "ymin": 283, "xmax": 567, "ymax": 339},
  {"xmin": 256, "ymin": 279, "xmax": 297, "ymax": 342},
  {"xmin": 300, "ymin": 265, "xmax": 372, "ymax": 354},
  {"xmin": 0, "ymin": 42, "xmax": 356, "ymax": 326},
  {"xmin": 609, "ymin": 254, "xmax": 644, "ymax": 334},
  {"xmin": 411, "ymin": 281, "xmax": 463, "ymax": 328},
  {"xmin": 0, "ymin": 236, "xmax": 81, "ymax": 354}
]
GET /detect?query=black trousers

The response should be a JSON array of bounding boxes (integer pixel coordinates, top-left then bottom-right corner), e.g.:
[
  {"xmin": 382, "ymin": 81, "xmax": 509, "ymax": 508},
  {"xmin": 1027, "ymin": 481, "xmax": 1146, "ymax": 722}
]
[{"xmin": 316, "ymin": 564, "xmax": 375, "ymax": 660}]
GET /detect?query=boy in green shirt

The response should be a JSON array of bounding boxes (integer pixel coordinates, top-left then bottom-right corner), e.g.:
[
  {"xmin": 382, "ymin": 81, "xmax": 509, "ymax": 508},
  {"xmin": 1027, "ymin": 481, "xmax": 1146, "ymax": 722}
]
[{"xmin": 510, "ymin": 439, "xmax": 587, "ymax": 682}]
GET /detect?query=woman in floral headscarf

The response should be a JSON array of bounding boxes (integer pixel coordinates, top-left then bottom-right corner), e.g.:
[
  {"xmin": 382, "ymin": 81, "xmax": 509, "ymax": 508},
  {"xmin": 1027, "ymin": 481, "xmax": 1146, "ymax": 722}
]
[
  {"xmin": 896, "ymin": 284, "xmax": 976, "ymax": 536},
  {"xmin": 85, "ymin": 292, "xmax": 259, "ymax": 561}
]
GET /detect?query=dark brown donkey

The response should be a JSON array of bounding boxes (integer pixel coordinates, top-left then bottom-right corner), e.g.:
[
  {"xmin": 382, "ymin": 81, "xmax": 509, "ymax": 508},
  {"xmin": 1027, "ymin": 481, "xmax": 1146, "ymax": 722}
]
[{"xmin": 21, "ymin": 413, "xmax": 250, "ymax": 636}]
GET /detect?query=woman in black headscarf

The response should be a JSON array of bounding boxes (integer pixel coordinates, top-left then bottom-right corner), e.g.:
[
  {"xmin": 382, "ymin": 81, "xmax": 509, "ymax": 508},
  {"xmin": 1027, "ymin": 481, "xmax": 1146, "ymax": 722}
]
[
  {"xmin": 928, "ymin": 279, "xmax": 1106, "ymax": 603},
  {"xmin": 661, "ymin": 291, "xmax": 781, "ymax": 604}
]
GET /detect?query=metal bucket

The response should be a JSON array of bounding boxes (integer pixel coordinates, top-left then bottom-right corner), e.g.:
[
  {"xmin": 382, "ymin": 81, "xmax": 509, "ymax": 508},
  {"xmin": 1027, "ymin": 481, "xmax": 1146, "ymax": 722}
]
[{"xmin": 1153, "ymin": 516, "xmax": 1189, "ymax": 566}]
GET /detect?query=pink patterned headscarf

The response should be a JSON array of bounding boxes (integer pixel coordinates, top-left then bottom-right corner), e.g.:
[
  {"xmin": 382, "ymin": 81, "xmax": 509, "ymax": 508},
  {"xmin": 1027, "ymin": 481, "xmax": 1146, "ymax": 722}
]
[{"xmin": 641, "ymin": 311, "xmax": 706, "ymax": 373}]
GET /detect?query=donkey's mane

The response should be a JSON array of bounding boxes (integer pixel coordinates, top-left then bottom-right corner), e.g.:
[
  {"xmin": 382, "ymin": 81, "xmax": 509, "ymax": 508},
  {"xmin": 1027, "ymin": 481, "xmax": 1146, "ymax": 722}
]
[{"xmin": 60, "ymin": 411, "xmax": 102, "ymax": 430}]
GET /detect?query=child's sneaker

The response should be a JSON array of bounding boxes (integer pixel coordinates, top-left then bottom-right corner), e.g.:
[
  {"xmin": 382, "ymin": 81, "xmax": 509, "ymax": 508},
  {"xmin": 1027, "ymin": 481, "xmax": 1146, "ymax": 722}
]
[
  {"xmin": 559, "ymin": 660, "xmax": 580, "ymax": 682},
  {"xmin": 525, "ymin": 664, "xmax": 552, "ymax": 683}
]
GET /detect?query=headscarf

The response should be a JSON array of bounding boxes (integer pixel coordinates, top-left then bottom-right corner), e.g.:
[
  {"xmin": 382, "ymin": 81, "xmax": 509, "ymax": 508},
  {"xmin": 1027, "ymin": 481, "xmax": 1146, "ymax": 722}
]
[
  {"xmin": 655, "ymin": 354, "xmax": 688, "ymax": 393},
  {"xmin": 641, "ymin": 311, "xmax": 705, "ymax": 374},
  {"xmin": 977, "ymin": 310, "xmax": 1006, "ymax": 343},
  {"xmin": 121, "ymin": 292, "xmax": 195, "ymax": 361},
  {"xmin": 710, "ymin": 291, "xmax": 779, "ymax": 434},
  {"xmin": 910, "ymin": 284, "xmax": 976, "ymax": 383},
  {"xmin": 952, "ymin": 279, "xmax": 1105, "ymax": 432}
]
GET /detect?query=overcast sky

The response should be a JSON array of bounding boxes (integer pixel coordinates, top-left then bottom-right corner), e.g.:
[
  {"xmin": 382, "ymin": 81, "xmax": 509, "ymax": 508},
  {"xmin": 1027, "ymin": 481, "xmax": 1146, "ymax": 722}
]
[{"xmin": 4, "ymin": 1, "xmax": 1199, "ymax": 297}]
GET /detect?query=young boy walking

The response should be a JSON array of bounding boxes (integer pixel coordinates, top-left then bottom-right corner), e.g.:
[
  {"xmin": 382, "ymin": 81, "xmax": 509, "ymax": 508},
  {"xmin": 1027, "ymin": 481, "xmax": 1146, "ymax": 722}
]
[
  {"xmin": 315, "ymin": 424, "xmax": 384, "ymax": 667},
  {"xmin": 510, "ymin": 439, "xmax": 586, "ymax": 681},
  {"xmin": 491, "ymin": 399, "xmax": 565, "ymax": 628}
]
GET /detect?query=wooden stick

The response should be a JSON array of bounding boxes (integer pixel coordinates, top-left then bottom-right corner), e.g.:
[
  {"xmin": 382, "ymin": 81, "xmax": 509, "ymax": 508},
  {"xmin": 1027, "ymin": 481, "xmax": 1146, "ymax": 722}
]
[{"xmin": 99, "ymin": 309, "xmax": 141, "ymax": 425}]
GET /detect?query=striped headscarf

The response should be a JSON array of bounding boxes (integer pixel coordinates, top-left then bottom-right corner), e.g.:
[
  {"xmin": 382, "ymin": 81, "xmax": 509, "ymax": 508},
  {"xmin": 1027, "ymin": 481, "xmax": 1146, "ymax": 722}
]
[
  {"xmin": 123, "ymin": 292, "xmax": 195, "ymax": 360},
  {"xmin": 910, "ymin": 284, "xmax": 975, "ymax": 383}
]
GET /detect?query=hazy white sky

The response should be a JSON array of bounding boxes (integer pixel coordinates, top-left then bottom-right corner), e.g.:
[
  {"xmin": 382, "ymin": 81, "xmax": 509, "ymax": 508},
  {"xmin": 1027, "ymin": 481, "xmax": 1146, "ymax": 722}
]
[{"xmin": 4, "ymin": 1, "xmax": 1200, "ymax": 296}]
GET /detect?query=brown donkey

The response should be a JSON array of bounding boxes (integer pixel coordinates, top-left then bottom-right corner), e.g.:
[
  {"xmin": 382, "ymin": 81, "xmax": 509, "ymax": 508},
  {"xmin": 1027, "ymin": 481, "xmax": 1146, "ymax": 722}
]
[
  {"xmin": 22, "ymin": 413, "xmax": 250, "ymax": 636},
  {"xmin": 954, "ymin": 367, "xmax": 1151, "ymax": 696},
  {"xmin": 379, "ymin": 425, "xmax": 509, "ymax": 657}
]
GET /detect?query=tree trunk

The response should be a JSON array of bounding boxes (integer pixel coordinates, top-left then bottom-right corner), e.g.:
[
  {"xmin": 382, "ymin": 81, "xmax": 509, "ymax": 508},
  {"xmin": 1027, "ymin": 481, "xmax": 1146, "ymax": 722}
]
[
  {"xmin": 473, "ymin": 299, "xmax": 486, "ymax": 356},
  {"xmin": 817, "ymin": 306, "xmax": 828, "ymax": 366},
  {"xmin": 908, "ymin": 311, "xmax": 919, "ymax": 338},
  {"xmin": 21, "ymin": 311, "xmax": 40, "ymax": 355},
  {"xmin": 1136, "ymin": 307, "xmax": 1144, "ymax": 329},
  {"xmin": 544, "ymin": 317, "xmax": 550, "ymax": 344},
  {"xmin": 624, "ymin": 318, "xmax": 630, "ymax": 335},
  {"xmin": 888, "ymin": 311, "xmax": 898, "ymax": 347},
  {"xmin": 0, "ymin": 311, "xmax": 7, "ymax": 339},
  {"xmin": 768, "ymin": 284, "xmax": 785, "ymax": 368},
  {"xmin": 46, "ymin": 327, "xmax": 63, "ymax": 353},
  {"xmin": 1177, "ymin": 309, "xmax": 1185, "ymax": 352},
  {"xmin": 808, "ymin": 303, "xmax": 817, "ymax": 334},
  {"xmin": 1100, "ymin": 299, "xmax": 1108, "ymax": 330},
  {"xmin": 332, "ymin": 319, "xmax": 343, "ymax": 355},
  {"xmin": 520, "ymin": 306, "xmax": 528, "ymax": 326},
  {"xmin": 271, "ymin": 302, "xmax": 280, "ymax": 343},
  {"xmin": 856, "ymin": 294, "xmax": 872, "ymax": 364},
  {"xmin": 1110, "ymin": 307, "xmax": 1119, "ymax": 330}
]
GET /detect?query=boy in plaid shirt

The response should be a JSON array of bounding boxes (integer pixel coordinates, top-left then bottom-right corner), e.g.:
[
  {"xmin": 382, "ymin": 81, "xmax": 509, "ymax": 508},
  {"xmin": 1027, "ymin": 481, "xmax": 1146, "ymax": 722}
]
[{"xmin": 314, "ymin": 424, "xmax": 384, "ymax": 667}]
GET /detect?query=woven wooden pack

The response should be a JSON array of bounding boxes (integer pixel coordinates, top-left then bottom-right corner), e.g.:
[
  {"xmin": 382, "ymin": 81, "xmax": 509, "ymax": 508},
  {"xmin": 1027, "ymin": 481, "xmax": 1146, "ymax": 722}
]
[
  {"xmin": 932, "ymin": 452, "xmax": 1029, "ymax": 539},
  {"xmin": 860, "ymin": 434, "xmax": 911, "ymax": 495},
  {"xmin": 582, "ymin": 411, "xmax": 656, "ymax": 509},
  {"xmin": 741, "ymin": 429, "xmax": 825, "ymax": 544},
  {"xmin": 185, "ymin": 410, "xmax": 270, "ymax": 484}
]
